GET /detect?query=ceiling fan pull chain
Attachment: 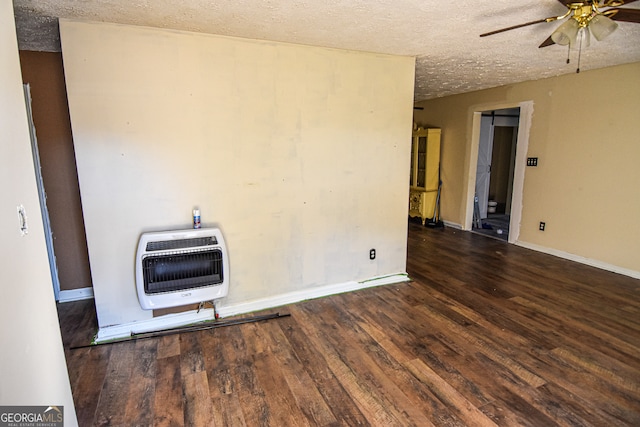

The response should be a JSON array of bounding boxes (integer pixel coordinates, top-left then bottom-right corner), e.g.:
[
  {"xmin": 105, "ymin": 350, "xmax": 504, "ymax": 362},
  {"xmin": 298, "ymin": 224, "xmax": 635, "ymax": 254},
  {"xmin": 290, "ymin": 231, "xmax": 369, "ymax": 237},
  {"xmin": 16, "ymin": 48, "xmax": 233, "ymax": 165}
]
[
  {"xmin": 576, "ymin": 31, "xmax": 583, "ymax": 73},
  {"xmin": 566, "ymin": 44, "xmax": 571, "ymax": 65}
]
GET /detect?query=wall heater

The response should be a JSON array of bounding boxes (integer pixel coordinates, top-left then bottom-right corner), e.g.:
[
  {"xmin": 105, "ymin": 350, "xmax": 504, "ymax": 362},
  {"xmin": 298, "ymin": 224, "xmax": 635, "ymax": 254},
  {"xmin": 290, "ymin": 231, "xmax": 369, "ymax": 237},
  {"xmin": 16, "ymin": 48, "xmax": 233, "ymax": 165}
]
[{"xmin": 135, "ymin": 228, "xmax": 229, "ymax": 310}]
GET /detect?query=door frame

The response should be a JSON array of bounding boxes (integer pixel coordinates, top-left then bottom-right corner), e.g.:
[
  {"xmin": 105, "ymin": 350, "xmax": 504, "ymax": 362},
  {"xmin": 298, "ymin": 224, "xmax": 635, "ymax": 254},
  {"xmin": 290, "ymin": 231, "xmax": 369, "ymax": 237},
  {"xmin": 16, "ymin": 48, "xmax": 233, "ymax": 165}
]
[{"xmin": 463, "ymin": 101, "xmax": 533, "ymax": 244}]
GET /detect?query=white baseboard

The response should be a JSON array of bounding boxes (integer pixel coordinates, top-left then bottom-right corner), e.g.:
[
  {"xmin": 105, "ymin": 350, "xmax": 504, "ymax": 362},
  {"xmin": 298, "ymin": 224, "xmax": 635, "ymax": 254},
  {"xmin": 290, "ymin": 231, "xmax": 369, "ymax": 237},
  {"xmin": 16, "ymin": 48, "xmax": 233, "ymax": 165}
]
[
  {"xmin": 94, "ymin": 273, "xmax": 409, "ymax": 343},
  {"xmin": 442, "ymin": 220, "xmax": 462, "ymax": 230},
  {"xmin": 515, "ymin": 241, "xmax": 640, "ymax": 280},
  {"xmin": 58, "ymin": 287, "xmax": 94, "ymax": 303},
  {"xmin": 215, "ymin": 273, "xmax": 409, "ymax": 318},
  {"xmin": 95, "ymin": 308, "xmax": 216, "ymax": 343}
]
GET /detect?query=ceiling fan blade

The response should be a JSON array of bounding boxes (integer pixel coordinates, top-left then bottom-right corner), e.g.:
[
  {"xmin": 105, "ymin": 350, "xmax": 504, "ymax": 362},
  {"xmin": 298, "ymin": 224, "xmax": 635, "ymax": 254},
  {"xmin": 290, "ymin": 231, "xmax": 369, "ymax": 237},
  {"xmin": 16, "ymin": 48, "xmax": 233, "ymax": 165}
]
[
  {"xmin": 606, "ymin": 7, "xmax": 640, "ymax": 23},
  {"xmin": 480, "ymin": 18, "xmax": 552, "ymax": 37},
  {"xmin": 563, "ymin": 0, "xmax": 640, "ymax": 5},
  {"xmin": 602, "ymin": 0, "xmax": 639, "ymax": 5},
  {"xmin": 557, "ymin": 0, "xmax": 640, "ymax": 7},
  {"xmin": 539, "ymin": 35, "xmax": 556, "ymax": 48}
]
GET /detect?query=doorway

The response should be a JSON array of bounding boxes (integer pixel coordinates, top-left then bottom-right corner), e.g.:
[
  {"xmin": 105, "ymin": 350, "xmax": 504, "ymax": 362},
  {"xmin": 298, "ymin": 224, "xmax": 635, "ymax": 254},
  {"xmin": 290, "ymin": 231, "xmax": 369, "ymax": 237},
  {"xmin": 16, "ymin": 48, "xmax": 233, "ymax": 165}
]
[
  {"xmin": 464, "ymin": 102, "xmax": 533, "ymax": 244},
  {"xmin": 474, "ymin": 108, "xmax": 519, "ymax": 241}
]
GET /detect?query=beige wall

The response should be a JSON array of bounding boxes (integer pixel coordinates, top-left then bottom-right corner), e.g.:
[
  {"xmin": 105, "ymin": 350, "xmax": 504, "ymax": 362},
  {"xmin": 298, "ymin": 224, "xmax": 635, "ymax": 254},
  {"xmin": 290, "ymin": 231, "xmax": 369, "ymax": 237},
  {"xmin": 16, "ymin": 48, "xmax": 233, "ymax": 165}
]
[
  {"xmin": 414, "ymin": 62, "xmax": 640, "ymax": 274},
  {"xmin": 0, "ymin": 3, "xmax": 77, "ymax": 424},
  {"xmin": 60, "ymin": 20, "xmax": 415, "ymax": 327}
]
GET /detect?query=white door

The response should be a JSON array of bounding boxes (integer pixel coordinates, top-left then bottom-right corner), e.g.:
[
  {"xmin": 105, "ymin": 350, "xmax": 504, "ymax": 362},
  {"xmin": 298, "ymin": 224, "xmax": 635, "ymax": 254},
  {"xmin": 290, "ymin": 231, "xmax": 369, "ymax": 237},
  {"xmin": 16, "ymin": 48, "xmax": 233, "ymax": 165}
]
[
  {"xmin": 476, "ymin": 116, "xmax": 494, "ymax": 219},
  {"xmin": 24, "ymin": 84, "xmax": 61, "ymax": 300}
]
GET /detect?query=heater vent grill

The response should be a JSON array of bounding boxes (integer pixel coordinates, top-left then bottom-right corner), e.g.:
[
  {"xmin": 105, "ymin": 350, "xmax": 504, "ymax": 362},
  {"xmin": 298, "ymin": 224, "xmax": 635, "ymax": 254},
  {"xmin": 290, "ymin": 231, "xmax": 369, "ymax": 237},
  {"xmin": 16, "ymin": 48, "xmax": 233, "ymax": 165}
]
[
  {"xmin": 142, "ymin": 249, "xmax": 223, "ymax": 295},
  {"xmin": 146, "ymin": 236, "xmax": 217, "ymax": 252}
]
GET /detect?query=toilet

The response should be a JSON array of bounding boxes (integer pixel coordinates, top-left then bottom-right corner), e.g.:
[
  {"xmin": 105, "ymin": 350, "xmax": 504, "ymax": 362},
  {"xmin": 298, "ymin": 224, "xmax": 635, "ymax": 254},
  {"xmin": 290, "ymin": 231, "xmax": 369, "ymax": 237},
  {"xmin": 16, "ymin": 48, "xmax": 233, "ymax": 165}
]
[{"xmin": 487, "ymin": 200, "xmax": 498, "ymax": 214}]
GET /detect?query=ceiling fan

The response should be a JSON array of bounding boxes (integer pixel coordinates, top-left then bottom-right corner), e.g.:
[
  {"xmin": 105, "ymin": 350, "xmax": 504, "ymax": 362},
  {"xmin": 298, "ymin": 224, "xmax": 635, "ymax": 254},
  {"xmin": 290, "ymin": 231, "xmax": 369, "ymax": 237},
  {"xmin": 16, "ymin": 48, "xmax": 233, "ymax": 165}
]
[{"xmin": 480, "ymin": 1, "xmax": 640, "ymax": 70}]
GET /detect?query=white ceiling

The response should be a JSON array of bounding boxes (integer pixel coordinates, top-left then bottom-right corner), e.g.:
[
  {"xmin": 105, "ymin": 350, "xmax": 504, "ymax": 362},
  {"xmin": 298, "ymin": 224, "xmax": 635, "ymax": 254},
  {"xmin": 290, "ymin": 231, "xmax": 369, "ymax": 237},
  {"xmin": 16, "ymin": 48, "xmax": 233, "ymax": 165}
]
[{"xmin": 12, "ymin": 0, "xmax": 640, "ymax": 101}]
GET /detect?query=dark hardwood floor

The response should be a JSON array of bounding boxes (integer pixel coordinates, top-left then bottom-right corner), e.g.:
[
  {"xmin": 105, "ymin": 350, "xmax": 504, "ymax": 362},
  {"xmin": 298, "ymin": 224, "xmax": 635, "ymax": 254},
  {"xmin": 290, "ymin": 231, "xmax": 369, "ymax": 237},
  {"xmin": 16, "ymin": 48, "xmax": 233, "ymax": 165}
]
[{"xmin": 58, "ymin": 223, "xmax": 640, "ymax": 426}]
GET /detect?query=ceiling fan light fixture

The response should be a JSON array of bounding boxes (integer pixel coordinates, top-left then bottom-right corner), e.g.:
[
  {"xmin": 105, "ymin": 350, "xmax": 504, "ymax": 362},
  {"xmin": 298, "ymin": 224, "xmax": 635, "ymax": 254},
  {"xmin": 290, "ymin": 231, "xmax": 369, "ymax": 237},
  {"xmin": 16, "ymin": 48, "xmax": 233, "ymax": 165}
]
[
  {"xmin": 551, "ymin": 18, "xmax": 579, "ymax": 46},
  {"xmin": 575, "ymin": 26, "xmax": 591, "ymax": 49},
  {"xmin": 590, "ymin": 14, "xmax": 619, "ymax": 41}
]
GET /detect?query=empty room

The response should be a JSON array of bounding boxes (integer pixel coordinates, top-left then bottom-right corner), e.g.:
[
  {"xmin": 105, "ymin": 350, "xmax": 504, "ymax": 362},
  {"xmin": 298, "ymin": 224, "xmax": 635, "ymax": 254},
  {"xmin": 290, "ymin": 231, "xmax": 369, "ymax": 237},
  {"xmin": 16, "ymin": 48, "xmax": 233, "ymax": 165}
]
[{"xmin": 3, "ymin": 1, "xmax": 640, "ymax": 426}]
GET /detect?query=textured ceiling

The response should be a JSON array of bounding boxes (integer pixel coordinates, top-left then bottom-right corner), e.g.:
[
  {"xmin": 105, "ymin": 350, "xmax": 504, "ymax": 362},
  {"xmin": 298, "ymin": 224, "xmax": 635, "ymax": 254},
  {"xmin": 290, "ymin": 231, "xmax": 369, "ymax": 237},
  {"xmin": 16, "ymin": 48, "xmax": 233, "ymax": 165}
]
[{"xmin": 12, "ymin": 0, "xmax": 640, "ymax": 101}]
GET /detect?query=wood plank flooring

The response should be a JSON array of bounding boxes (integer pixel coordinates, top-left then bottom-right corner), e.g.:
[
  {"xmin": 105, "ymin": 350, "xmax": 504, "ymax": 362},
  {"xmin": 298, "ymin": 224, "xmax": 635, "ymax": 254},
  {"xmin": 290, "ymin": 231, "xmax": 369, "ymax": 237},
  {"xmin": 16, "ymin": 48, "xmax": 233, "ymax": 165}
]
[{"xmin": 58, "ymin": 223, "xmax": 640, "ymax": 426}]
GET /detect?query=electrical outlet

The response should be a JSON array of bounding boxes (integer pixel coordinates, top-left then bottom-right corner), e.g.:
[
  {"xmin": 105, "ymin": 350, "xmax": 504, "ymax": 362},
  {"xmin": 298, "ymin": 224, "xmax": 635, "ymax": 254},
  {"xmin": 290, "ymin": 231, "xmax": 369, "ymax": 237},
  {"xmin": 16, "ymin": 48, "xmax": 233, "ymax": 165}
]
[
  {"xmin": 369, "ymin": 249, "xmax": 376, "ymax": 260},
  {"xmin": 527, "ymin": 157, "xmax": 538, "ymax": 167},
  {"xmin": 539, "ymin": 222, "xmax": 546, "ymax": 231}
]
